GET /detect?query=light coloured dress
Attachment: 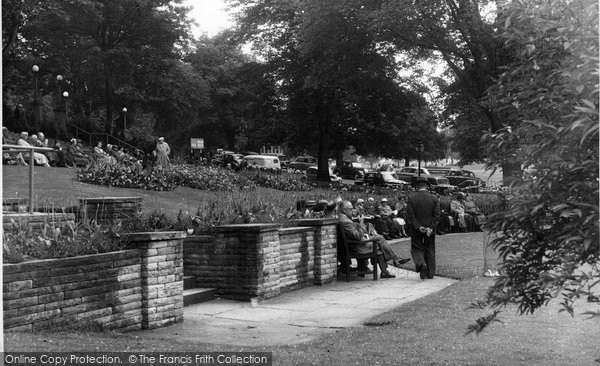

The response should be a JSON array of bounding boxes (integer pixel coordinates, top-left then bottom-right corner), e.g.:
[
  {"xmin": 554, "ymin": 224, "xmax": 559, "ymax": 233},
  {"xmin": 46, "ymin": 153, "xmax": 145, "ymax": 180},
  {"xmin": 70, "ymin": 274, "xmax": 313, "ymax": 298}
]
[
  {"xmin": 154, "ymin": 141, "xmax": 171, "ymax": 168},
  {"xmin": 17, "ymin": 138, "xmax": 50, "ymax": 166}
]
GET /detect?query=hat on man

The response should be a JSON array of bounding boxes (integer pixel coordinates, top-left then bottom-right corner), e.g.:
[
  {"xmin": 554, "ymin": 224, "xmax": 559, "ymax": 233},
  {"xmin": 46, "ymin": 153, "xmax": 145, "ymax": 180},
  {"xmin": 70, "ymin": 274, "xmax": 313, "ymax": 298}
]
[
  {"xmin": 357, "ymin": 198, "xmax": 364, "ymax": 204},
  {"xmin": 158, "ymin": 137, "xmax": 165, "ymax": 141},
  {"xmin": 368, "ymin": 197, "xmax": 375, "ymax": 202},
  {"xmin": 381, "ymin": 198, "xmax": 388, "ymax": 202}
]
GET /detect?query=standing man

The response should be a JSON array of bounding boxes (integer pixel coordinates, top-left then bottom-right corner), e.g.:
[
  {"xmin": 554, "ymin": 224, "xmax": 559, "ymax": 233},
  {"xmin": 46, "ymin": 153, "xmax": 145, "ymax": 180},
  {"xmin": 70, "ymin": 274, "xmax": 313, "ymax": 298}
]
[{"xmin": 406, "ymin": 176, "xmax": 440, "ymax": 280}]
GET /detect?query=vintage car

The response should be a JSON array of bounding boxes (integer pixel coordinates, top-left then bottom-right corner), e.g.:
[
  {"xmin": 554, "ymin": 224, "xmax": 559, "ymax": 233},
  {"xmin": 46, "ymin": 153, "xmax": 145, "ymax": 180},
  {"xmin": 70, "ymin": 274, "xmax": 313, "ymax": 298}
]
[
  {"xmin": 287, "ymin": 156, "xmax": 317, "ymax": 172},
  {"xmin": 359, "ymin": 171, "xmax": 409, "ymax": 188},
  {"xmin": 395, "ymin": 166, "xmax": 431, "ymax": 182},
  {"xmin": 304, "ymin": 166, "xmax": 342, "ymax": 182},
  {"xmin": 333, "ymin": 161, "xmax": 370, "ymax": 180},
  {"xmin": 445, "ymin": 169, "xmax": 485, "ymax": 187}
]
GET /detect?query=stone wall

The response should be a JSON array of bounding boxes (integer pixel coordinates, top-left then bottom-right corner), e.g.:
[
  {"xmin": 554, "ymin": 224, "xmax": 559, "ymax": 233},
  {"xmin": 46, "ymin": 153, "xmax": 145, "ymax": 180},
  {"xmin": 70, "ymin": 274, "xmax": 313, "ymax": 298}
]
[
  {"xmin": 278, "ymin": 227, "xmax": 315, "ymax": 292},
  {"xmin": 3, "ymin": 250, "xmax": 142, "ymax": 332},
  {"xmin": 184, "ymin": 219, "xmax": 338, "ymax": 301},
  {"xmin": 3, "ymin": 231, "xmax": 186, "ymax": 332},
  {"xmin": 183, "ymin": 235, "xmax": 220, "ymax": 288},
  {"xmin": 78, "ymin": 197, "xmax": 142, "ymax": 222},
  {"xmin": 291, "ymin": 218, "xmax": 338, "ymax": 285}
]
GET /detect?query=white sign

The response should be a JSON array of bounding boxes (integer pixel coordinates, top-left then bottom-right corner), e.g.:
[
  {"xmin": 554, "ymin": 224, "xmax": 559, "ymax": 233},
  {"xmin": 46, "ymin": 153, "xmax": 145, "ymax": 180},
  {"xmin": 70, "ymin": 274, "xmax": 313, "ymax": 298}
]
[{"xmin": 190, "ymin": 138, "xmax": 204, "ymax": 149}]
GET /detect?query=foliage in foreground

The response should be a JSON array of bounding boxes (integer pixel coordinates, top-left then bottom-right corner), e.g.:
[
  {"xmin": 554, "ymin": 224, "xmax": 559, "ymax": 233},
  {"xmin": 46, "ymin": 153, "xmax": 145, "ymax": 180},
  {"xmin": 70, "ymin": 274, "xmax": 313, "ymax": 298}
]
[{"xmin": 470, "ymin": 0, "xmax": 600, "ymax": 333}]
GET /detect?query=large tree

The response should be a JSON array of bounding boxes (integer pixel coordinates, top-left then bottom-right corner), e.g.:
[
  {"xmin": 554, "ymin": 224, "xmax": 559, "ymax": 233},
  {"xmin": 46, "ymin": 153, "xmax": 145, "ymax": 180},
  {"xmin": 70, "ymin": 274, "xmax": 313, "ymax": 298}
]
[
  {"xmin": 3, "ymin": 0, "xmax": 208, "ymax": 145},
  {"xmin": 231, "ymin": 0, "xmax": 443, "ymax": 180},
  {"xmin": 470, "ymin": 0, "xmax": 599, "ymax": 332}
]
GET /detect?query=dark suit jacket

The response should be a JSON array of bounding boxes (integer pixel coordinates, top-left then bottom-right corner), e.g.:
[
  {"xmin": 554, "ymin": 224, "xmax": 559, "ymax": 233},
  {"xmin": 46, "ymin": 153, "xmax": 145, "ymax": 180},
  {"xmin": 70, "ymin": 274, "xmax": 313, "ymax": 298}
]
[
  {"xmin": 339, "ymin": 213, "xmax": 374, "ymax": 255},
  {"xmin": 407, "ymin": 190, "xmax": 441, "ymax": 231}
]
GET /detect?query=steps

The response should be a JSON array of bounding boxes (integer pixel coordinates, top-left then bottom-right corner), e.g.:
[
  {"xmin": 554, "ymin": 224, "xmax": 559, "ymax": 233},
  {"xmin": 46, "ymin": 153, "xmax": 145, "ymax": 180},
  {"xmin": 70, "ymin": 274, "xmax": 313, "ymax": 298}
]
[{"xmin": 183, "ymin": 276, "xmax": 217, "ymax": 306}]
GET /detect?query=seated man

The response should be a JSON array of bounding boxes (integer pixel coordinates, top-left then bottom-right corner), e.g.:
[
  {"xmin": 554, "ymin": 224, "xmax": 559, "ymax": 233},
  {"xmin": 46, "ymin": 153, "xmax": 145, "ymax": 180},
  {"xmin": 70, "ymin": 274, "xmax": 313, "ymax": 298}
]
[
  {"xmin": 338, "ymin": 201, "xmax": 410, "ymax": 278},
  {"xmin": 464, "ymin": 195, "xmax": 486, "ymax": 231},
  {"xmin": 377, "ymin": 197, "xmax": 403, "ymax": 238},
  {"xmin": 365, "ymin": 197, "xmax": 392, "ymax": 240},
  {"xmin": 66, "ymin": 138, "xmax": 92, "ymax": 168},
  {"xmin": 450, "ymin": 192, "xmax": 475, "ymax": 232}
]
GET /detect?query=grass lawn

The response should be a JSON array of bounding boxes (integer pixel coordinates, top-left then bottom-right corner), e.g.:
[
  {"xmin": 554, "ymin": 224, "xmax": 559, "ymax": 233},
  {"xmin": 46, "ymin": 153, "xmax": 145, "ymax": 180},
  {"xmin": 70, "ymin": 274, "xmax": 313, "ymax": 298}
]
[
  {"xmin": 1, "ymin": 166, "xmax": 332, "ymax": 217},
  {"xmin": 5, "ymin": 277, "xmax": 599, "ymax": 365}
]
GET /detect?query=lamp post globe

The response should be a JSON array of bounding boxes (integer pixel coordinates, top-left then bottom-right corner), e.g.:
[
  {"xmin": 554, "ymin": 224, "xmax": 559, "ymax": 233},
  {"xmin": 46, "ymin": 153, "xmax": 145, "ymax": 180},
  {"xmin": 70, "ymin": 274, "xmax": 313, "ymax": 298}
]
[
  {"xmin": 32, "ymin": 65, "xmax": 39, "ymax": 73},
  {"xmin": 56, "ymin": 75, "xmax": 63, "ymax": 81},
  {"xmin": 122, "ymin": 107, "xmax": 127, "ymax": 130}
]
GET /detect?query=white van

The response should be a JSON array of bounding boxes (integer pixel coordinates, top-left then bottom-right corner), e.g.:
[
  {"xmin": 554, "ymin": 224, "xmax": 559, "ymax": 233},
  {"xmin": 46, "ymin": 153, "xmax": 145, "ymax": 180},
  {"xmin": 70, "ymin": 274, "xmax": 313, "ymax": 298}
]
[{"xmin": 244, "ymin": 155, "xmax": 282, "ymax": 171}]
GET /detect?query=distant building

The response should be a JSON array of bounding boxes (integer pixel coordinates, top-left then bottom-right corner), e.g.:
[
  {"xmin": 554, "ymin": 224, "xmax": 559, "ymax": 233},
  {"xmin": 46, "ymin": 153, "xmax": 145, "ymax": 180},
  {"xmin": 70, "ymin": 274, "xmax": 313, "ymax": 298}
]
[{"xmin": 261, "ymin": 145, "xmax": 284, "ymax": 156}]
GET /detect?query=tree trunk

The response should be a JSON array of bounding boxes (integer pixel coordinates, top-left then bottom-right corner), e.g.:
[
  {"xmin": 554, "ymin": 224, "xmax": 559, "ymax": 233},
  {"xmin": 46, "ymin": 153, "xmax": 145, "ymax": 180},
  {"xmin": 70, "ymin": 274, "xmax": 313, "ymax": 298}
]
[
  {"xmin": 105, "ymin": 76, "xmax": 113, "ymax": 135},
  {"xmin": 317, "ymin": 115, "xmax": 332, "ymax": 182}
]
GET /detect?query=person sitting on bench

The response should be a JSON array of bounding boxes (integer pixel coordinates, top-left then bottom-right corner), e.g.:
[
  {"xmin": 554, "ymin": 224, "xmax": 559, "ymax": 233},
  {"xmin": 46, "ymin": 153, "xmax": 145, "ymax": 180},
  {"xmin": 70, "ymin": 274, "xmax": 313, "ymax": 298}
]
[{"xmin": 339, "ymin": 201, "xmax": 411, "ymax": 278}]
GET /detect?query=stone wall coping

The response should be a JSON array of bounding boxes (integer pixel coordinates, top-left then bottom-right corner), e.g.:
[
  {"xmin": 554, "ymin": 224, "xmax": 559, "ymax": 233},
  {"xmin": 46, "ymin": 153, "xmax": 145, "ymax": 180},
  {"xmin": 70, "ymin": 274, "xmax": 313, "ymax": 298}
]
[
  {"xmin": 79, "ymin": 197, "xmax": 143, "ymax": 203},
  {"xmin": 278, "ymin": 226, "xmax": 315, "ymax": 235},
  {"xmin": 291, "ymin": 218, "xmax": 339, "ymax": 226},
  {"xmin": 124, "ymin": 231, "xmax": 187, "ymax": 242},
  {"xmin": 214, "ymin": 223, "xmax": 281, "ymax": 233},
  {"xmin": 184, "ymin": 235, "xmax": 215, "ymax": 241}
]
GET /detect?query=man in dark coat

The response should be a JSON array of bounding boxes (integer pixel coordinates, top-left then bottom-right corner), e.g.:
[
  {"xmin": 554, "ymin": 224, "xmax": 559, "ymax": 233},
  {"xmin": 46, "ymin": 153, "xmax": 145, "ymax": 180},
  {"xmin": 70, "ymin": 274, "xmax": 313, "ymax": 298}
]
[{"xmin": 406, "ymin": 176, "xmax": 441, "ymax": 280}]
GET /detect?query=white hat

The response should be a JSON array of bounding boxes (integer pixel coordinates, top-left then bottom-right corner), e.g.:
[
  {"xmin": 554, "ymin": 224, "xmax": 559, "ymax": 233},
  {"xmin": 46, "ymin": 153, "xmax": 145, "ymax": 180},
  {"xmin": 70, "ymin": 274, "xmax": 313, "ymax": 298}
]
[
  {"xmin": 381, "ymin": 198, "xmax": 388, "ymax": 202},
  {"xmin": 357, "ymin": 198, "xmax": 364, "ymax": 204},
  {"xmin": 368, "ymin": 197, "xmax": 374, "ymax": 202},
  {"xmin": 158, "ymin": 137, "xmax": 165, "ymax": 141}
]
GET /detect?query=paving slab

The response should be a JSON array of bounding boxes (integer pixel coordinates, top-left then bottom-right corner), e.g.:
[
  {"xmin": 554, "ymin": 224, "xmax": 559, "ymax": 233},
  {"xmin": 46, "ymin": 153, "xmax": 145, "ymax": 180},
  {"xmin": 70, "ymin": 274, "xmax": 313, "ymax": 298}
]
[{"xmin": 142, "ymin": 268, "xmax": 457, "ymax": 346}]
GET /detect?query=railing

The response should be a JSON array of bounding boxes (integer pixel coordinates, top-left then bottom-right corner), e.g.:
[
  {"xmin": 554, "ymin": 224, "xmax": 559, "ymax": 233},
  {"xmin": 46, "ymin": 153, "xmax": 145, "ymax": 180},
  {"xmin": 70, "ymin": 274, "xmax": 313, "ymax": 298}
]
[
  {"xmin": 67, "ymin": 123, "xmax": 141, "ymax": 153},
  {"xmin": 2, "ymin": 144, "xmax": 55, "ymax": 214}
]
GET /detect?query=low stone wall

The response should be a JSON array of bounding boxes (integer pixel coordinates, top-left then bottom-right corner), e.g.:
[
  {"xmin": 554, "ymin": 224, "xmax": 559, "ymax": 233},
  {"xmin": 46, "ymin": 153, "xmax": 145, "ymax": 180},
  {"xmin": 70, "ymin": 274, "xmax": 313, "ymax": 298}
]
[
  {"xmin": 278, "ymin": 227, "xmax": 315, "ymax": 292},
  {"xmin": 184, "ymin": 219, "xmax": 337, "ymax": 301},
  {"xmin": 183, "ymin": 236, "xmax": 220, "ymax": 288},
  {"xmin": 3, "ymin": 231, "xmax": 186, "ymax": 332},
  {"xmin": 78, "ymin": 197, "xmax": 142, "ymax": 222},
  {"xmin": 4, "ymin": 250, "xmax": 142, "ymax": 332}
]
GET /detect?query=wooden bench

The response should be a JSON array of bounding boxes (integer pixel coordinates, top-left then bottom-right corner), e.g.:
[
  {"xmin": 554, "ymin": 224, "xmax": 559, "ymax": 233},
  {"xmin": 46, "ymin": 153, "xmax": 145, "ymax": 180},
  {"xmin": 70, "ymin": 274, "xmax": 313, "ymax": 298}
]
[{"xmin": 337, "ymin": 223, "xmax": 379, "ymax": 281}]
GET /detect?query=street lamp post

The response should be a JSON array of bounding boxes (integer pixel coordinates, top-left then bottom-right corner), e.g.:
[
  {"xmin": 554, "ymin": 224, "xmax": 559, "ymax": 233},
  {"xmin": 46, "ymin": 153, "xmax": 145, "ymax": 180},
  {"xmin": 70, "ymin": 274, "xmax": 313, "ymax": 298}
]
[
  {"xmin": 416, "ymin": 142, "xmax": 425, "ymax": 177},
  {"xmin": 122, "ymin": 107, "xmax": 127, "ymax": 131},
  {"xmin": 32, "ymin": 65, "xmax": 41, "ymax": 129},
  {"xmin": 63, "ymin": 91, "xmax": 71, "ymax": 139}
]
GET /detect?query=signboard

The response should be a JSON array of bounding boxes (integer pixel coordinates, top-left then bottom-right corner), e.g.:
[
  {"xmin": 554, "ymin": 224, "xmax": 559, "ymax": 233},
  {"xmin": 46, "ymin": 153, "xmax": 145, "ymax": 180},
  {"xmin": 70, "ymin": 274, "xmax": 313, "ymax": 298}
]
[{"xmin": 190, "ymin": 138, "xmax": 204, "ymax": 150}]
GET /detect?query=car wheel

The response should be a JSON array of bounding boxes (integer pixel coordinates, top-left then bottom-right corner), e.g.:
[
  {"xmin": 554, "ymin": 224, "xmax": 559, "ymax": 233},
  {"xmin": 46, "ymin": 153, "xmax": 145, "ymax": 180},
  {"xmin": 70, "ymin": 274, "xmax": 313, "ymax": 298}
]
[{"xmin": 353, "ymin": 173, "xmax": 361, "ymax": 180}]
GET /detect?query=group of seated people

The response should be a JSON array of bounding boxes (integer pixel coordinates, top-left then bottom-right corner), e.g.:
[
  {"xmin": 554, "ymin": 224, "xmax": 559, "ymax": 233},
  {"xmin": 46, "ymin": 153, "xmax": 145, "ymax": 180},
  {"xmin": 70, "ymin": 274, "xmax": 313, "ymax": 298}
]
[
  {"xmin": 445, "ymin": 191, "xmax": 486, "ymax": 233},
  {"xmin": 2, "ymin": 127, "xmax": 143, "ymax": 169}
]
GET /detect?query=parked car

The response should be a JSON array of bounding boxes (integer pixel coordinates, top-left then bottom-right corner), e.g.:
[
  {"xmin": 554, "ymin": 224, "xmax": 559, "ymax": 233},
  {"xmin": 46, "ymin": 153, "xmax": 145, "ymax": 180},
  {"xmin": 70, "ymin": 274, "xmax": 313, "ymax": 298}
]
[
  {"xmin": 359, "ymin": 171, "xmax": 409, "ymax": 188},
  {"xmin": 287, "ymin": 156, "xmax": 317, "ymax": 171},
  {"xmin": 409, "ymin": 174, "xmax": 452, "ymax": 194},
  {"xmin": 244, "ymin": 155, "xmax": 282, "ymax": 171},
  {"xmin": 333, "ymin": 161, "xmax": 370, "ymax": 180},
  {"xmin": 445, "ymin": 169, "xmax": 485, "ymax": 187},
  {"xmin": 221, "ymin": 153, "xmax": 247, "ymax": 170},
  {"xmin": 304, "ymin": 166, "xmax": 342, "ymax": 182},
  {"xmin": 395, "ymin": 167, "xmax": 431, "ymax": 182}
]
